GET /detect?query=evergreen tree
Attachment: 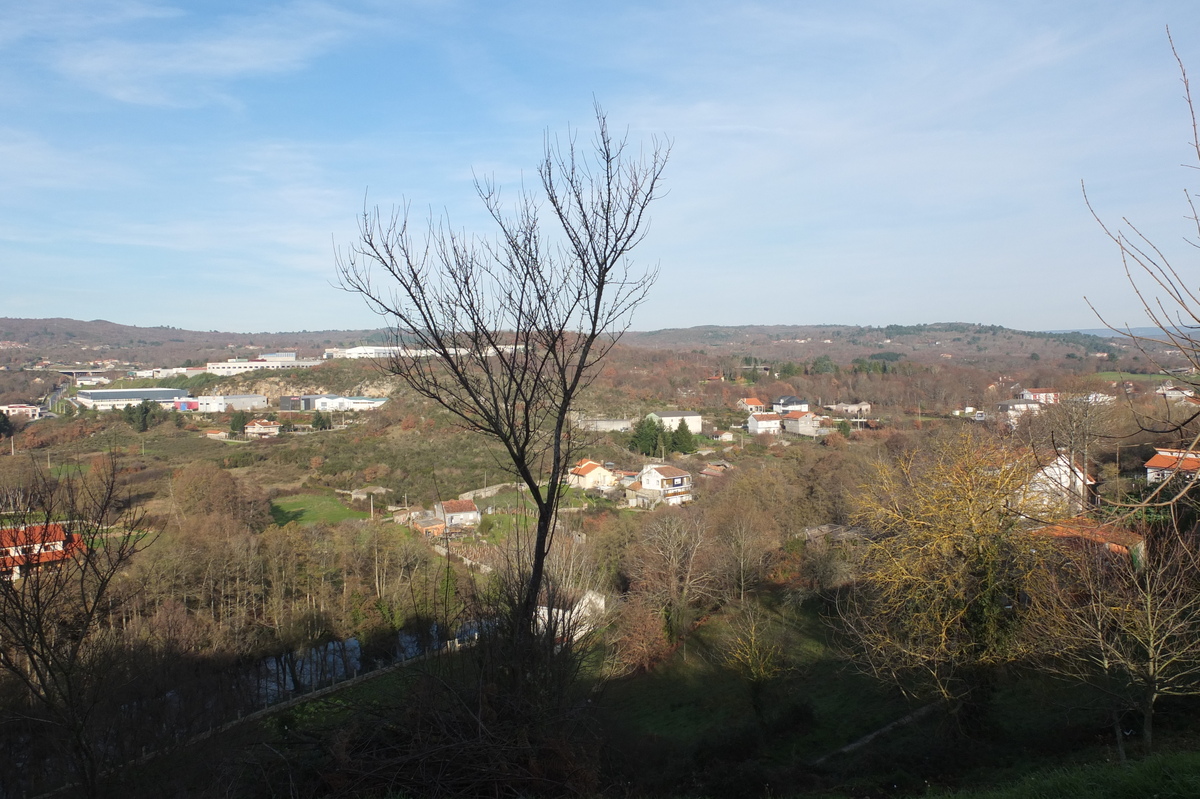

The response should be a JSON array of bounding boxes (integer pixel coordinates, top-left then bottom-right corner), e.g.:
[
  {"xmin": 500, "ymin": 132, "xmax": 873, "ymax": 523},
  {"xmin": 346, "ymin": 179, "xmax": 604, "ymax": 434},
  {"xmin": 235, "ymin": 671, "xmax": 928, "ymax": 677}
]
[
  {"xmin": 630, "ymin": 416, "xmax": 666, "ymax": 456},
  {"xmin": 671, "ymin": 419, "xmax": 695, "ymax": 454},
  {"xmin": 230, "ymin": 410, "xmax": 248, "ymax": 434},
  {"xmin": 0, "ymin": 411, "xmax": 11, "ymax": 438}
]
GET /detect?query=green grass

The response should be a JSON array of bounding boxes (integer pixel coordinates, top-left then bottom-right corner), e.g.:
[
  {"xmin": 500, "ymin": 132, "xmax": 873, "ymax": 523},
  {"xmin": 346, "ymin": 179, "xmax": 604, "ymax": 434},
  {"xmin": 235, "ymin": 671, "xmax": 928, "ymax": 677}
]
[
  {"xmin": 932, "ymin": 751, "xmax": 1200, "ymax": 798},
  {"xmin": 598, "ymin": 602, "xmax": 913, "ymax": 756},
  {"xmin": 270, "ymin": 492, "xmax": 368, "ymax": 525},
  {"xmin": 1093, "ymin": 371, "xmax": 1165, "ymax": 383}
]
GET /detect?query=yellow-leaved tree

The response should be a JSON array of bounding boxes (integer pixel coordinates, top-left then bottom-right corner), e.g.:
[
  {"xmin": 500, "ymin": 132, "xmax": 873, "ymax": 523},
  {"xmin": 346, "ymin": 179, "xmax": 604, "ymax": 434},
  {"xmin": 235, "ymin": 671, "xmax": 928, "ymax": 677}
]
[{"xmin": 839, "ymin": 428, "xmax": 1066, "ymax": 717}]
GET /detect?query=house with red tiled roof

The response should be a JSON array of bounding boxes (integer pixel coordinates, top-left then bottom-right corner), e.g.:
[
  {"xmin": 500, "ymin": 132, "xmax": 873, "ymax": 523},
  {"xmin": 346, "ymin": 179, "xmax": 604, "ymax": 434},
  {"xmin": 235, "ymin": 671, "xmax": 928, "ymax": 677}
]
[
  {"xmin": 435, "ymin": 499, "xmax": 481, "ymax": 527},
  {"xmin": 782, "ymin": 410, "xmax": 822, "ymax": 437},
  {"xmin": 566, "ymin": 459, "xmax": 616, "ymax": 491},
  {"xmin": 1033, "ymin": 518, "xmax": 1144, "ymax": 559},
  {"xmin": 244, "ymin": 419, "xmax": 281, "ymax": 439},
  {"xmin": 0, "ymin": 523, "xmax": 82, "ymax": 580},
  {"xmin": 627, "ymin": 464, "xmax": 693, "ymax": 508},
  {"xmin": 1145, "ymin": 448, "xmax": 1200, "ymax": 484},
  {"xmin": 737, "ymin": 397, "xmax": 766, "ymax": 413}
]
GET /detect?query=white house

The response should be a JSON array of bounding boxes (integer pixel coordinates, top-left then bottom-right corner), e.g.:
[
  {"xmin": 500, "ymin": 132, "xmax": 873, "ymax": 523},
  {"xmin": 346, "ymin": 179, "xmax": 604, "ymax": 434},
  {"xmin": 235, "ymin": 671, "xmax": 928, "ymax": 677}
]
[
  {"xmin": 826, "ymin": 401, "xmax": 872, "ymax": 417},
  {"xmin": 1145, "ymin": 448, "xmax": 1200, "ymax": 484},
  {"xmin": 567, "ymin": 459, "xmax": 616, "ymax": 491},
  {"xmin": 647, "ymin": 411, "xmax": 702, "ymax": 435},
  {"xmin": 1156, "ymin": 383, "xmax": 1196, "ymax": 401},
  {"xmin": 628, "ymin": 464, "xmax": 693, "ymax": 507},
  {"xmin": 772, "ymin": 396, "xmax": 809, "ymax": 414},
  {"xmin": 244, "ymin": 419, "xmax": 282, "ymax": 439},
  {"xmin": 997, "ymin": 400, "xmax": 1041, "ymax": 425},
  {"xmin": 1027, "ymin": 452, "xmax": 1096, "ymax": 515},
  {"xmin": 435, "ymin": 499, "xmax": 481, "ymax": 527},
  {"xmin": 1018, "ymin": 388, "xmax": 1060, "ymax": 404},
  {"xmin": 573, "ymin": 418, "xmax": 633, "ymax": 432},
  {"xmin": 782, "ymin": 411, "xmax": 822, "ymax": 437},
  {"xmin": 737, "ymin": 397, "xmax": 766, "ymax": 413},
  {"xmin": 0, "ymin": 404, "xmax": 41, "ymax": 420},
  {"xmin": 747, "ymin": 412, "xmax": 782, "ymax": 436}
]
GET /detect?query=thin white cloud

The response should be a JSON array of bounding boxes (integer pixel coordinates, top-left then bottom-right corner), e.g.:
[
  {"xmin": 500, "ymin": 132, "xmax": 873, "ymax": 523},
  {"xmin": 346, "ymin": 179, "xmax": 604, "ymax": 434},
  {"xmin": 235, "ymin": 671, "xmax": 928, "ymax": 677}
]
[
  {"xmin": 0, "ymin": 128, "xmax": 127, "ymax": 193},
  {"xmin": 51, "ymin": 2, "xmax": 366, "ymax": 105}
]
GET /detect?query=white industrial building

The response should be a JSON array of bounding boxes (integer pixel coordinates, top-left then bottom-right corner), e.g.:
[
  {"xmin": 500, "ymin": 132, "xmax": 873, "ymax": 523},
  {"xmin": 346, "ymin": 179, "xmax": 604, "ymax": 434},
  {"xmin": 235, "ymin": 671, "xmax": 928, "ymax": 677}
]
[
  {"xmin": 205, "ymin": 352, "xmax": 323, "ymax": 376},
  {"xmin": 311, "ymin": 396, "xmax": 389, "ymax": 412},
  {"xmin": 196, "ymin": 395, "xmax": 269, "ymax": 413},
  {"xmin": 75, "ymin": 388, "xmax": 190, "ymax": 411},
  {"xmin": 646, "ymin": 410, "xmax": 702, "ymax": 435}
]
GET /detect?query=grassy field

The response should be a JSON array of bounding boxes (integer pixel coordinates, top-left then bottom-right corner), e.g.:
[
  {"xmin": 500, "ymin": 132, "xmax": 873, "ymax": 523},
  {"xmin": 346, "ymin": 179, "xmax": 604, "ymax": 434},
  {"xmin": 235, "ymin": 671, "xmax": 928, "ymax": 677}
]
[
  {"xmin": 1094, "ymin": 371, "xmax": 1167, "ymax": 383},
  {"xmin": 932, "ymin": 751, "xmax": 1200, "ymax": 799},
  {"xmin": 270, "ymin": 492, "xmax": 369, "ymax": 525}
]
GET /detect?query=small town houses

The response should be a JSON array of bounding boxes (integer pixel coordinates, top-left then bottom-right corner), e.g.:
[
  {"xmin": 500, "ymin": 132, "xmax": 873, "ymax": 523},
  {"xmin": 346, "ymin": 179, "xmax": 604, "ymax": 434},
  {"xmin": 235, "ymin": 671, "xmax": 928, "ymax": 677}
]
[
  {"xmin": 626, "ymin": 464, "xmax": 694, "ymax": 508},
  {"xmin": 747, "ymin": 412, "xmax": 782, "ymax": 436},
  {"xmin": 567, "ymin": 459, "xmax": 616, "ymax": 491},
  {"xmin": 1145, "ymin": 447, "xmax": 1200, "ymax": 484},
  {"xmin": 0, "ymin": 523, "xmax": 81, "ymax": 581}
]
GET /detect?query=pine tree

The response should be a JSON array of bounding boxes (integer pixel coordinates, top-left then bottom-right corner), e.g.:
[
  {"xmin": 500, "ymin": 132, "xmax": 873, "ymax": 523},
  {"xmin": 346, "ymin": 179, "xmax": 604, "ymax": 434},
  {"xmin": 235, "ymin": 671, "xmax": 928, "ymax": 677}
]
[
  {"xmin": 671, "ymin": 419, "xmax": 695, "ymax": 454},
  {"xmin": 630, "ymin": 416, "xmax": 666, "ymax": 456}
]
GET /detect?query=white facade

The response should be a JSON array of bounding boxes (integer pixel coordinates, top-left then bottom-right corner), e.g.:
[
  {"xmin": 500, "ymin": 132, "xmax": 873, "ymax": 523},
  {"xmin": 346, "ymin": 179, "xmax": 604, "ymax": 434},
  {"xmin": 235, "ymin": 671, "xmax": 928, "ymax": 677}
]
[
  {"xmin": 782, "ymin": 411, "xmax": 822, "ymax": 437},
  {"xmin": 1018, "ymin": 388, "xmax": 1060, "ymax": 404},
  {"xmin": 75, "ymin": 389, "xmax": 188, "ymax": 411},
  {"xmin": 567, "ymin": 460, "xmax": 616, "ymax": 490},
  {"xmin": 826, "ymin": 401, "xmax": 871, "ymax": 416},
  {"xmin": 244, "ymin": 419, "xmax": 281, "ymax": 438},
  {"xmin": 311, "ymin": 396, "xmax": 389, "ymax": 412},
  {"xmin": 205, "ymin": 359, "xmax": 322, "ymax": 376},
  {"xmin": 0, "ymin": 404, "xmax": 41, "ymax": 420},
  {"xmin": 574, "ymin": 418, "xmax": 633, "ymax": 432},
  {"xmin": 197, "ymin": 395, "xmax": 269, "ymax": 413},
  {"xmin": 772, "ymin": 396, "xmax": 809, "ymax": 414},
  {"xmin": 748, "ymin": 413, "xmax": 782, "ymax": 435},
  {"xmin": 630, "ymin": 464, "xmax": 693, "ymax": 507},
  {"xmin": 647, "ymin": 411, "xmax": 702, "ymax": 435},
  {"xmin": 1027, "ymin": 453, "xmax": 1096, "ymax": 515}
]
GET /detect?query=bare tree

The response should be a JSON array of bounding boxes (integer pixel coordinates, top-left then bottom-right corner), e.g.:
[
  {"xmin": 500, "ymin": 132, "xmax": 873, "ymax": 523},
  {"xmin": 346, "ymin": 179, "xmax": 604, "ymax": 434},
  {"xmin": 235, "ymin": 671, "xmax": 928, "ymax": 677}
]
[
  {"xmin": 627, "ymin": 514, "xmax": 717, "ymax": 641},
  {"xmin": 1083, "ymin": 32, "xmax": 1200, "ymax": 524},
  {"xmin": 0, "ymin": 455, "xmax": 154, "ymax": 797},
  {"xmin": 1041, "ymin": 533, "xmax": 1200, "ymax": 755},
  {"xmin": 337, "ymin": 107, "xmax": 667, "ymax": 648}
]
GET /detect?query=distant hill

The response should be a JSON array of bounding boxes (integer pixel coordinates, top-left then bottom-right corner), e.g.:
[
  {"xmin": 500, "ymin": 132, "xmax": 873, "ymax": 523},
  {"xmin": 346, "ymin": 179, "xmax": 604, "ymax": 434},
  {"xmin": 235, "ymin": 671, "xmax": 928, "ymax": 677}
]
[
  {"xmin": 622, "ymin": 323, "xmax": 1146, "ymax": 368},
  {"xmin": 0, "ymin": 318, "xmax": 389, "ymax": 370},
  {"xmin": 1, "ymin": 318, "xmax": 1185, "ymax": 376}
]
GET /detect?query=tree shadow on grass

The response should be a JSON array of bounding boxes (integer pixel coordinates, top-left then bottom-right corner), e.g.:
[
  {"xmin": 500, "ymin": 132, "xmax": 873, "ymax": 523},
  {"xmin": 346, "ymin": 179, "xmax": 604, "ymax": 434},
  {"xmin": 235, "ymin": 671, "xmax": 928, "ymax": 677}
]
[{"xmin": 269, "ymin": 504, "xmax": 304, "ymax": 526}]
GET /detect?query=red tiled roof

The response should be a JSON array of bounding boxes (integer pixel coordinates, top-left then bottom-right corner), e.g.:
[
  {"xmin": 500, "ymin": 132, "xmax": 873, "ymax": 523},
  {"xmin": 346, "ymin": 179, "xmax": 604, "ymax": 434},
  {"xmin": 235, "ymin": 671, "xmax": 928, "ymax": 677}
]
[
  {"xmin": 571, "ymin": 460, "xmax": 602, "ymax": 476},
  {"xmin": 0, "ymin": 524, "xmax": 81, "ymax": 571},
  {"xmin": 1145, "ymin": 450, "xmax": 1200, "ymax": 473},
  {"xmin": 751, "ymin": 413, "xmax": 781, "ymax": 421},
  {"xmin": 440, "ymin": 499, "xmax": 479, "ymax": 514},
  {"xmin": 649, "ymin": 465, "xmax": 690, "ymax": 478},
  {"xmin": 782, "ymin": 411, "xmax": 813, "ymax": 419},
  {"xmin": 0, "ymin": 523, "xmax": 69, "ymax": 549},
  {"xmin": 1033, "ymin": 519, "xmax": 1143, "ymax": 553}
]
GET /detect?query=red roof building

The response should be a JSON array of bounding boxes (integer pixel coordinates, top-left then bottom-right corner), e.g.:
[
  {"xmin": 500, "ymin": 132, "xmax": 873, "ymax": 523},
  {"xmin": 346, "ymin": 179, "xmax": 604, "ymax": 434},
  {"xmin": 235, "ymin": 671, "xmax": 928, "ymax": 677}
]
[
  {"xmin": 1145, "ymin": 448, "xmax": 1200, "ymax": 484},
  {"xmin": 0, "ymin": 523, "xmax": 82, "ymax": 579}
]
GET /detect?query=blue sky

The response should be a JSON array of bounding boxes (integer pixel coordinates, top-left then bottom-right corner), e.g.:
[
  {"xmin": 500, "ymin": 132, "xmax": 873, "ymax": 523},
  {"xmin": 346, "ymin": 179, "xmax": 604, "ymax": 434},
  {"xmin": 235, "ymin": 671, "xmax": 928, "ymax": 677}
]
[{"xmin": 3, "ymin": 1, "xmax": 1200, "ymax": 334}]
